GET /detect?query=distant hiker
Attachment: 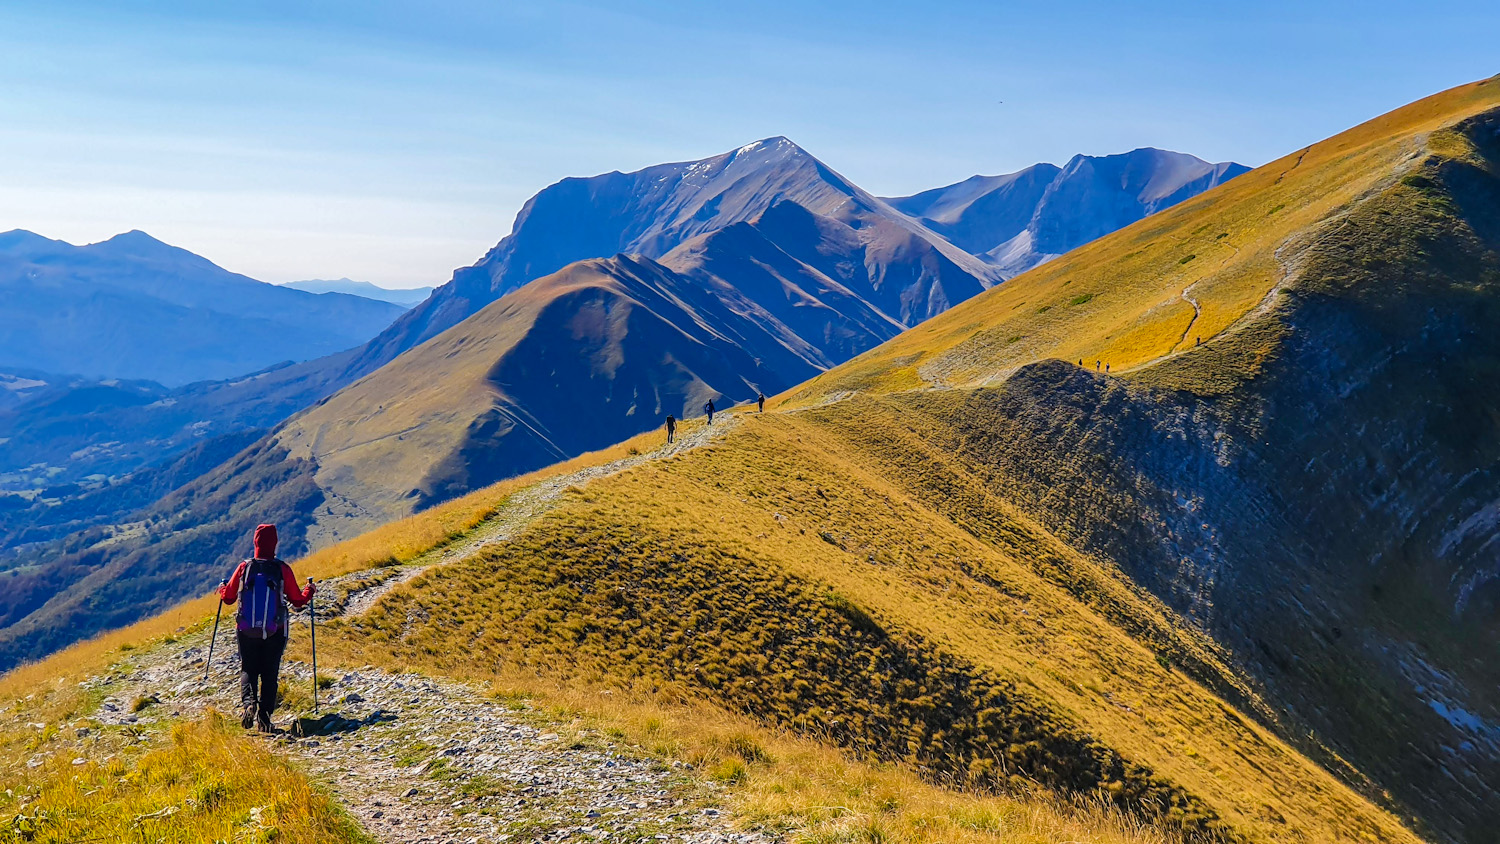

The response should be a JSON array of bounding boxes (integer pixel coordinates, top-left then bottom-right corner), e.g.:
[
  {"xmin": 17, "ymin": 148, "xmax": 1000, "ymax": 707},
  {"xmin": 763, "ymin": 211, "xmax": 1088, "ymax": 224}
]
[
  {"xmin": 217, "ymin": 524, "xmax": 315, "ymax": 733},
  {"xmin": 1195, "ymin": 336, "xmax": 1201, "ymax": 346},
  {"xmin": 704, "ymin": 399, "xmax": 715, "ymax": 425},
  {"xmin": 1077, "ymin": 359, "xmax": 1083, "ymax": 367},
  {"xmin": 757, "ymin": 393, "xmax": 765, "ymax": 413},
  {"xmin": 1095, "ymin": 360, "xmax": 1101, "ymax": 371},
  {"xmin": 1105, "ymin": 363, "xmax": 1110, "ymax": 373},
  {"xmin": 665, "ymin": 414, "xmax": 676, "ymax": 444}
]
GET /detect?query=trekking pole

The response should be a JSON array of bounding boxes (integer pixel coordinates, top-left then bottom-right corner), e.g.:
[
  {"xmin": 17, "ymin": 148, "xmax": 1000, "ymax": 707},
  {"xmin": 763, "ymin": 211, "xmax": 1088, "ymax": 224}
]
[
  {"xmin": 308, "ymin": 578, "xmax": 318, "ymax": 714},
  {"xmin": 204, "ymin": 581, "xmax": 226, "ymax": 684}
]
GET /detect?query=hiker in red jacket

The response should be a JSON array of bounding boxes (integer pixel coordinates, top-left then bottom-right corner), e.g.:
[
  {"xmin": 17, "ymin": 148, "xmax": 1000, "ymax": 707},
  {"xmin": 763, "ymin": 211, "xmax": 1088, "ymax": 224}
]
[{"xmin": 217, "ymin": 524, "xmax": 314, "ymax": 732}]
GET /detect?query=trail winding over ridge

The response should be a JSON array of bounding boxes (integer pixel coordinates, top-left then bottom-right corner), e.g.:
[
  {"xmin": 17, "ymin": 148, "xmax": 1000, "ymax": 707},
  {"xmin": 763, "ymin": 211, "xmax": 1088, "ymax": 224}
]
[
  {"xmin": 329, "ymin": 415, "xmax": 738, "ymax": 623},
  {"xmin": 73, "ymin": 413, "xmax": 767, "ymax": 844}
]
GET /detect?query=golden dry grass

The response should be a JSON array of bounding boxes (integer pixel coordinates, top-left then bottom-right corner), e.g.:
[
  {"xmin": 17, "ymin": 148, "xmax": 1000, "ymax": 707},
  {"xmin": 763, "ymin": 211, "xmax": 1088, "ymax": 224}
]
[
  {"xmin": 0, "ymin": 435, "xmax": 1201, "ymax": 844},
  {"xmin": 0, "ymin": 409, "xmax": 1218, "ymax": 844},
  {"xmin": 0, "ymin": 680, "xmax": 366, "ymax": 844},
  {"xmin": 487, "ymin": 675, "xmax": 1189, "ymax": 844}
]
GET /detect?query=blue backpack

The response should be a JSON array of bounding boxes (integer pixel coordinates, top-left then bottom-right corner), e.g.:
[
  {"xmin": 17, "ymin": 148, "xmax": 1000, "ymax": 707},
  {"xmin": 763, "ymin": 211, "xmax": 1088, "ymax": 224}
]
[{"xmin": 236, "ymin": 558, "xmax": 287, "ymax": 639}]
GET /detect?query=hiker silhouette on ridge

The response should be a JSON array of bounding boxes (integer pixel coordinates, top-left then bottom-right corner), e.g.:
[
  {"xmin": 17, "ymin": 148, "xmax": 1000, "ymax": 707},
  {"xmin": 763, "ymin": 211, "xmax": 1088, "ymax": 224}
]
[
  {"xmin": 704, "ymin": 399, "xmax": 715, "ymax": 425},
  {"xmin": 757, "ymin": 393, "xmax": 765, "ymax": 413},
  {"xmin": 665, "ymin": 414, "xmax": 676, "ymax": 444},
  {"xmin": 217, "ymin": 524, "xmax": 314, "ymax": 733}
]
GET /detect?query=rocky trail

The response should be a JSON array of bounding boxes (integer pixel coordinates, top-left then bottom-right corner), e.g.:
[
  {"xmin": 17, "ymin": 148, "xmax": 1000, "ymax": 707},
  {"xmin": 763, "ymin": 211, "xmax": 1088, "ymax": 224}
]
[
  {"xmin": 70, "ymin": 415, "xmax": 772, "ymax": 844},
  {"xmin": 85, "ymin": 642, "xmax": 768, "ymax": 844}
]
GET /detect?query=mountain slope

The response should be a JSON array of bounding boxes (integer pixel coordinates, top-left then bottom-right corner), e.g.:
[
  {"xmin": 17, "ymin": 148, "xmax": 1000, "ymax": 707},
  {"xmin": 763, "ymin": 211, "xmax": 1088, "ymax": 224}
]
[
  {"xmin": 340, "ymin": 404, "xmax": 1423, "ymax": 842},
  {"xmin": 0, "ymin": 231, "xmax": 405, "ymax": 385},
  {"xmin": 345, "ymin": 137, "xmax": 1000, "ymax": 379},
  {"xmin": 275, "ymin": 194, "xmax": 993, "ymax": 540},
  {"xmin": 886, "ymin": 148, "xmax": 1248, "ymax": 276},
  {"xmin": 790, "ymin": 75, "xmax": 1500, "ymax": 841}
]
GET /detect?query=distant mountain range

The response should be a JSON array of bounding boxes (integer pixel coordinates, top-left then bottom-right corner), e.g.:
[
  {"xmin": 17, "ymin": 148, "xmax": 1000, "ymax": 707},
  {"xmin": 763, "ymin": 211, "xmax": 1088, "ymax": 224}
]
[
  {"xmin": 281, "ymin": 278, "xmax": 434, "ymax": 308},
  {"xmin": 0, "ymin": 231, "xmax": 406, "ymax": 386},
  {"xmin": 0, "ymin": 138, "xmax": 1245, "ymax": 667},
  {"xmin": 884, "ymin": 148, "xmax": 1249, "ymax": 276}
]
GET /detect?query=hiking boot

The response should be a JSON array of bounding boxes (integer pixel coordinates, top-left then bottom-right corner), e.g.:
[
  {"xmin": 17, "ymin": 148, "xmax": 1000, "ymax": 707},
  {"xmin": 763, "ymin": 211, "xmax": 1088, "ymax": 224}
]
[
  {"xmin": 256, "ymin": 713, "xmax": 273, "ymax": 733},
  {"xmin": 241, "ymin": 703, "xmax": 257, "ymax": 730}
]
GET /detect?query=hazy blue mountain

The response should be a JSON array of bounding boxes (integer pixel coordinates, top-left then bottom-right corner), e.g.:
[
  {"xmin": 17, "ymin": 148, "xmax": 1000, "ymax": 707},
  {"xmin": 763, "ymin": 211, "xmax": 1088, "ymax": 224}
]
[
  {"xmin": 0, "ymin": 231, "xmax": 406, "ymax": 385},
  {"xmin": 886, "ymin": 148, "xmax": 1248, "ymax": 276},
  {"xmin": 0, "ymin": 369, "xmax": 55, "ymax": 412},
  {"xmin": 281, "ymin": 278, "xmax": 434, "ymax": 307}
]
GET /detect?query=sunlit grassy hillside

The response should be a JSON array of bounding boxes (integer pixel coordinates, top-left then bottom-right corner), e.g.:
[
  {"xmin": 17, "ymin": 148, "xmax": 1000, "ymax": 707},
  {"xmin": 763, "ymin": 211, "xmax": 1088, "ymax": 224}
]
[{"xmin": 786, "ymin": 76, "xmax": 1500, "ymax": 402}]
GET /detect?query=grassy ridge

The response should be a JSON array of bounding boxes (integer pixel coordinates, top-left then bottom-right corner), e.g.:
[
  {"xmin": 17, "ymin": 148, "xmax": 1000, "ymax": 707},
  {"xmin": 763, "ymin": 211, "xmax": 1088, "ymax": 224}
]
[
  {"xmin": 340, "ymin": 498, "xmax": 1224, "ymax": 832},
  {"xmin": 319, "ymin": 408, "xmax": 1417, "ymax": 843}
]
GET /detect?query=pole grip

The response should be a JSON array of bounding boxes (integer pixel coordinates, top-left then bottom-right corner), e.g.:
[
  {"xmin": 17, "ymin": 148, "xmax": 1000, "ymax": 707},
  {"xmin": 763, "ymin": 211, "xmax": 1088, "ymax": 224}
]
[{"xmin": 204, "ymin": 596, "xmax": 224, "ymax": 684}]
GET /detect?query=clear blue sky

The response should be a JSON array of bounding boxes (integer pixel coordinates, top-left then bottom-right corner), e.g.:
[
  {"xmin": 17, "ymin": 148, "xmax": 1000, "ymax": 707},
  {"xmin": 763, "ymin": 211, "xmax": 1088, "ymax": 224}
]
[{"xmin": 0, "ymin": 1, "xmax": 1494, "ymax": 287}]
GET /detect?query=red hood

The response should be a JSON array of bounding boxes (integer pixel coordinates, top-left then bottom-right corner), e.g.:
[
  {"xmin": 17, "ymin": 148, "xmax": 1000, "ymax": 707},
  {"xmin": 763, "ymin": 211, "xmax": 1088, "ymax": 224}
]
[{"xmin": 253, "ymin": 524, "xmax": 278, "ymax": 559}]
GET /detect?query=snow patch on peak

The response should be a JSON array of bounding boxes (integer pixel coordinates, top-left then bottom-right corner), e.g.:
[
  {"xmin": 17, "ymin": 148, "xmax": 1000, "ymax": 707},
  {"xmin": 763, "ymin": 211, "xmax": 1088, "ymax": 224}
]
[{"xmin": 737, "ymin": 136, "xmax": 798, "ymax": 156}]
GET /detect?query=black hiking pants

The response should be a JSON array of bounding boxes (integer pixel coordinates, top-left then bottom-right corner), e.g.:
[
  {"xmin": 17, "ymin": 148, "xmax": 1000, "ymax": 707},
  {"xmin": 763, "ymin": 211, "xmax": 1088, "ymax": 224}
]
[{"xmin": 237, "ymin": 633, "xmax": 287, "ymax": 720}]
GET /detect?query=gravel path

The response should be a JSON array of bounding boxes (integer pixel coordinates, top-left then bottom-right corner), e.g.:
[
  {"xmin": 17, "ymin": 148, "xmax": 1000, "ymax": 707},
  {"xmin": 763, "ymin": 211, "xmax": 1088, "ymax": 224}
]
[
  {"xmin": 76, "ymin": 414, "xmax": 773, "ymax": 843},
  {"xmin": 87, "ymin": 640, "xmax": 769, "ymax": 844}
]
